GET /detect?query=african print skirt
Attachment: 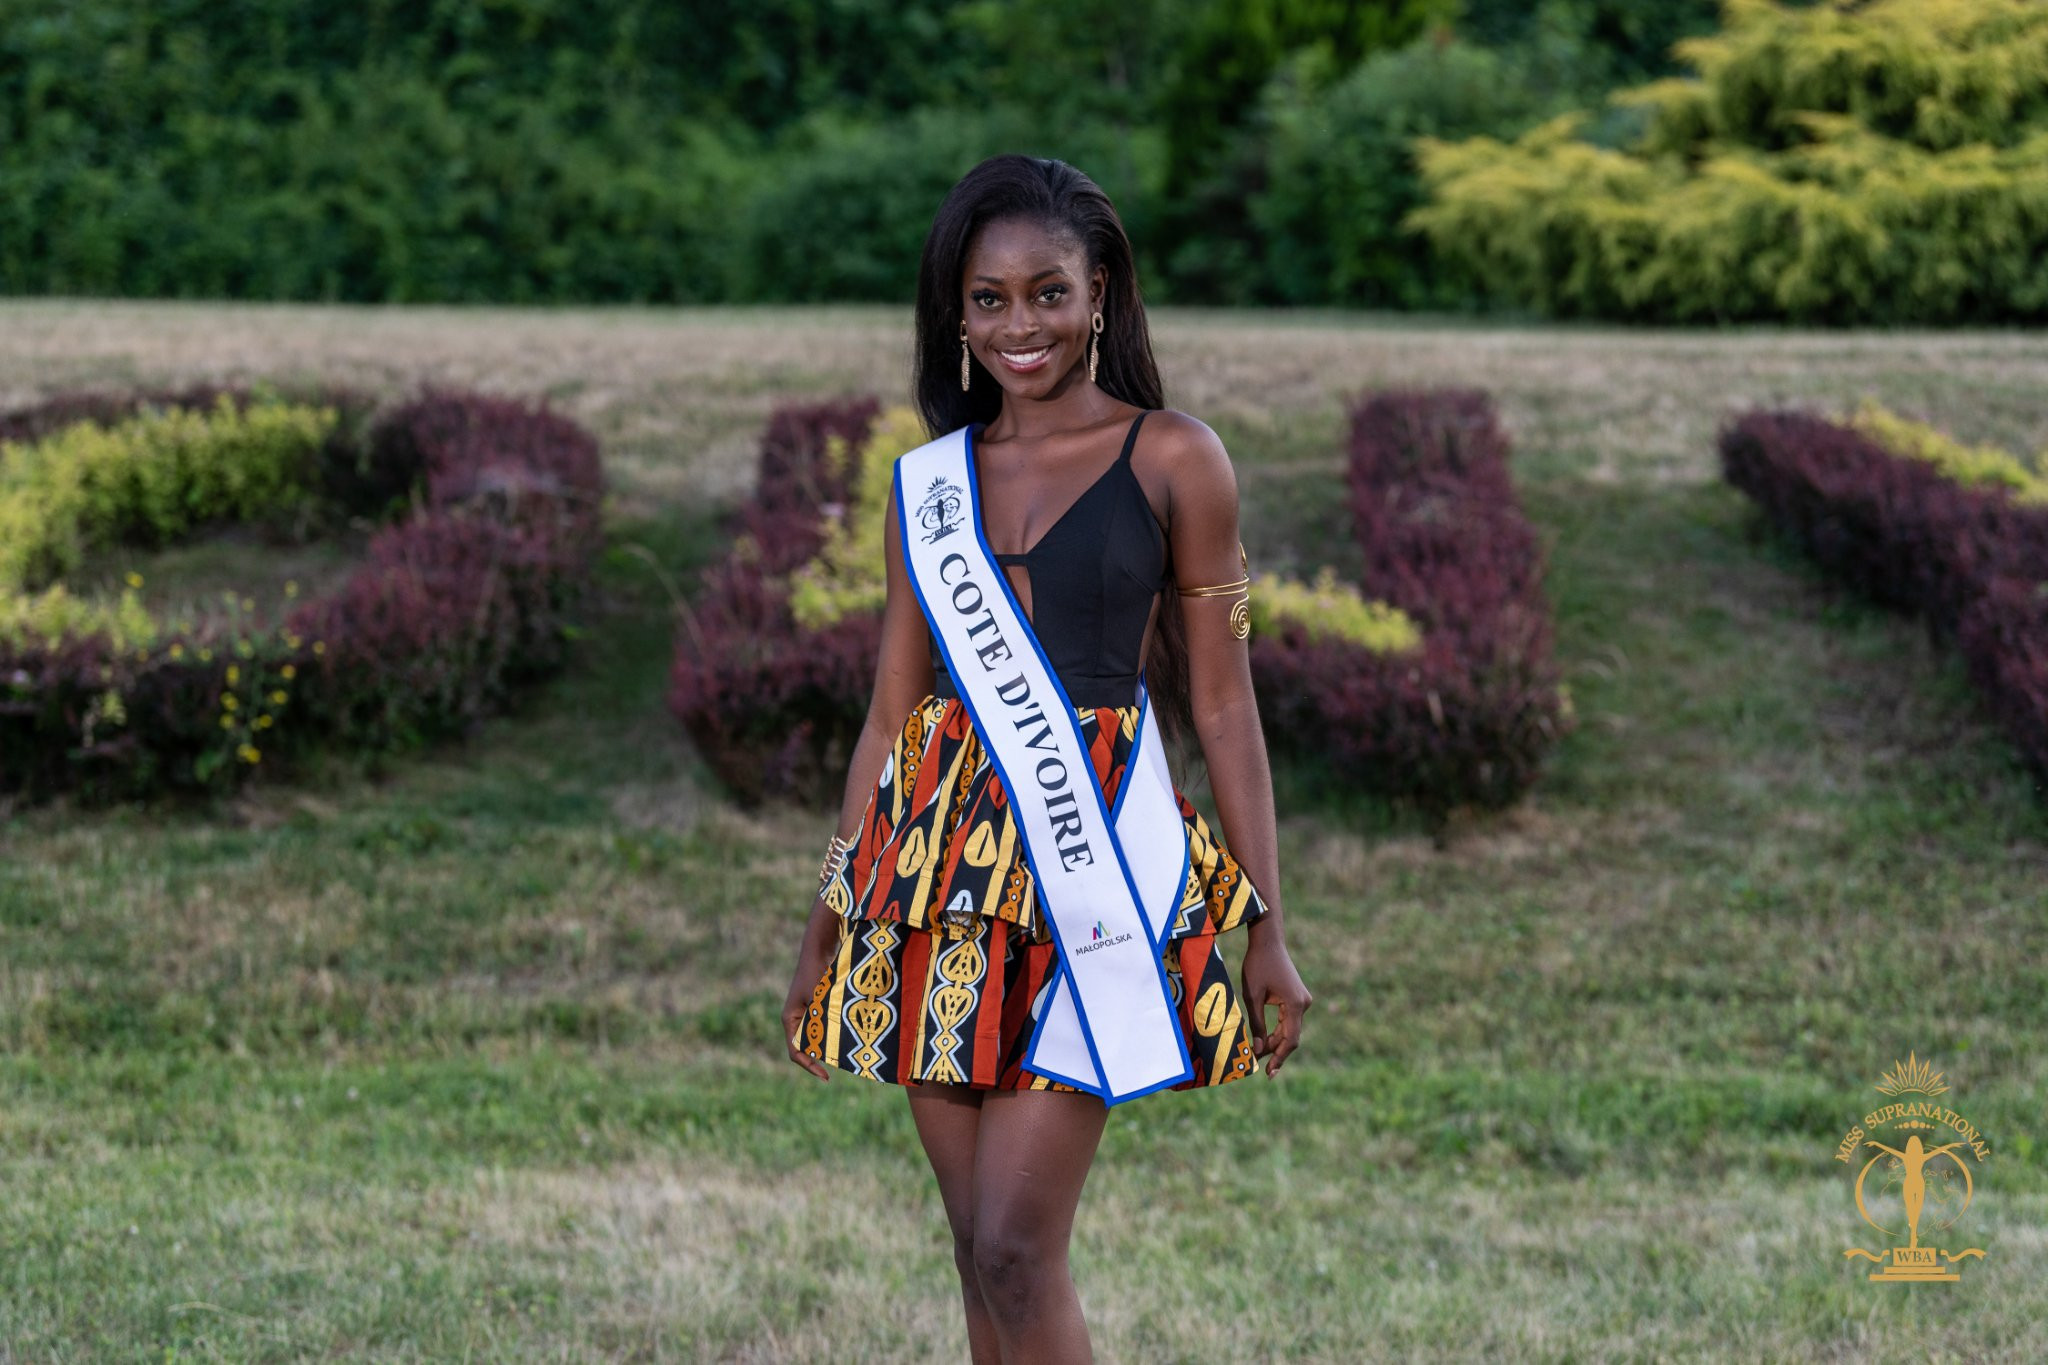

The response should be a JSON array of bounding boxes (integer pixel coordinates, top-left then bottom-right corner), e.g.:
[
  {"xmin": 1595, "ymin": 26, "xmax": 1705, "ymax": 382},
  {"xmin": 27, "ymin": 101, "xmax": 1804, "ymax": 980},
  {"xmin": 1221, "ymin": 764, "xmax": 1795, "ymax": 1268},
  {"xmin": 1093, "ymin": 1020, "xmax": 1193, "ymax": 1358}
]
[{"xmin": 795, "ymin": 692, "xmax": 1270, "ymax": 1095}]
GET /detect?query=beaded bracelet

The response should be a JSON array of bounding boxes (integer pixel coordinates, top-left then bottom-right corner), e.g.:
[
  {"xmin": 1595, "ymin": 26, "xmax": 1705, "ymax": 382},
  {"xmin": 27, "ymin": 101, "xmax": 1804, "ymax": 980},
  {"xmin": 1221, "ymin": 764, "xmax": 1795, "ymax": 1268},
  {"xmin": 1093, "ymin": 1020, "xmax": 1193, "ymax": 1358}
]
[{"xmin": 816, "ymin": 832, "xmax": 857, "ymax": 892}]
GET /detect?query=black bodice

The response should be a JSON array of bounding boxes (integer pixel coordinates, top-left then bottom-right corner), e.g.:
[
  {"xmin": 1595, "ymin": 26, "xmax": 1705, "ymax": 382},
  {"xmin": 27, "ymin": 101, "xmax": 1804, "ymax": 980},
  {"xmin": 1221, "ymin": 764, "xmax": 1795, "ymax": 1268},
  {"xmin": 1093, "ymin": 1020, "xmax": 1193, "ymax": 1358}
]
[{"xmin": 931, "ymin": 411, "xmax": 1170, "ymax": 708}]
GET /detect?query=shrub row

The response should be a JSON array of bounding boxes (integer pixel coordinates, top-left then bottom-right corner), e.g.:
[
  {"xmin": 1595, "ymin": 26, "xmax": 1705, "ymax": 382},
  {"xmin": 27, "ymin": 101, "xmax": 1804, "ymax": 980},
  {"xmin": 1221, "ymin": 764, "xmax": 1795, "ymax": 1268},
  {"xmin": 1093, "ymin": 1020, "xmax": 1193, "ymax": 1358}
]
[
  {"xmin": 667, "ymin": 399, "xmax": 884, "ymax": 806},
  {"xmin": 671, "ymin": 391, "xmax": 1568, "ymax": 824},
  {"xmin": 284, "ymin": 391, "xmax": 605, "ymax": 757},
  {"xmin": 0, "ymin": 387, "xmax": 605, "ymax": 804},
  {"xmin": 0, "ymin": 393, "xmax": 339, "ymax": 594},
  {"xmin": 1719, "ymin": 408, "xmax": 2048, "ymax": 789},
  {"xmin": 1249, "ymin": 389, "xmax": 1572, "ymax": 825}
]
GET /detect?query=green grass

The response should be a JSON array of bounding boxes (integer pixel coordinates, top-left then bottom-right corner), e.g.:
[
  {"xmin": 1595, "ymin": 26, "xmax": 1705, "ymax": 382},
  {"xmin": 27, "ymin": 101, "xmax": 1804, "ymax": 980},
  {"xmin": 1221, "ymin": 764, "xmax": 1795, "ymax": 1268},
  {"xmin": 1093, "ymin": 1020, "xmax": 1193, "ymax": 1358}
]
[{"xmin": 2, "ymin": 303, "xmax": 2045, "ymax": 1361}]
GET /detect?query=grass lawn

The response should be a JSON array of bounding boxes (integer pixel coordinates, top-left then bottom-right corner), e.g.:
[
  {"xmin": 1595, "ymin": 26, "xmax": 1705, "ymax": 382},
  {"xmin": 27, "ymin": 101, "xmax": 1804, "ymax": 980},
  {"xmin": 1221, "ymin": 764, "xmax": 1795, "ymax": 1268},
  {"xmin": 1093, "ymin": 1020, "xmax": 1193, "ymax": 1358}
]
[{"xmin": 2, "ymin": 301, "xmax": 2044, "ymax": 1361}]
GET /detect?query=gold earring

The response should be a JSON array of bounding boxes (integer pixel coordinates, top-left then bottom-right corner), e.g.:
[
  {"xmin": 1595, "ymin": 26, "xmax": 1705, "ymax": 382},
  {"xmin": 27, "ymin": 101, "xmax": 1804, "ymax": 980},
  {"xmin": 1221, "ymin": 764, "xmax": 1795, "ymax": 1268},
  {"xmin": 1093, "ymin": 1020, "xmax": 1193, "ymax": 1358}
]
[
  {"xmin": 960, "ymin": 319, "xmax": 971, "ymax": 392},
  {"xmin": 1088, "ymin": 310, "xmax": 1103, "ymax": 383}
]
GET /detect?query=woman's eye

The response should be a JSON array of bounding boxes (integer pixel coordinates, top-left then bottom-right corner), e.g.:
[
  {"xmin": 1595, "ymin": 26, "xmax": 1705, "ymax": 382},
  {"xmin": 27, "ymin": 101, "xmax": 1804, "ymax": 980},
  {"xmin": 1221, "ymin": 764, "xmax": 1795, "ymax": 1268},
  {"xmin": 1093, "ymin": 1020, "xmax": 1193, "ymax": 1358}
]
[{"xmin": 1039, "ymin": 287, "xmax": 1066, "ymax": 303}]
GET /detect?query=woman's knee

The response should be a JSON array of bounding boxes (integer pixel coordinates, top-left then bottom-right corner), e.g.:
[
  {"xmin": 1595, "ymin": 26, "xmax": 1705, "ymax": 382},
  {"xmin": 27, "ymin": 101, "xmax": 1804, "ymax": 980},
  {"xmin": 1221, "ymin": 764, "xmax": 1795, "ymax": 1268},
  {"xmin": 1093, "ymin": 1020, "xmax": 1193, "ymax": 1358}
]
[{"xmin": 970, "ymin": 1217, "xmax": 1064, "ymax": 1315}]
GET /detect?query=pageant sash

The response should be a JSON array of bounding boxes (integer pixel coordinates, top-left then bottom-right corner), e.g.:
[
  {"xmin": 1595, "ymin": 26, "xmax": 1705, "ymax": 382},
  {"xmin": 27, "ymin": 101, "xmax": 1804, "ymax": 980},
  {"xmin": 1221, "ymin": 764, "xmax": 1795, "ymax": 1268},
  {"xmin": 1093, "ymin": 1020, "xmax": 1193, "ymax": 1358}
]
[{"xmin": 894, "ymin": 424, "xmax": 1193, "ymax": 1104}]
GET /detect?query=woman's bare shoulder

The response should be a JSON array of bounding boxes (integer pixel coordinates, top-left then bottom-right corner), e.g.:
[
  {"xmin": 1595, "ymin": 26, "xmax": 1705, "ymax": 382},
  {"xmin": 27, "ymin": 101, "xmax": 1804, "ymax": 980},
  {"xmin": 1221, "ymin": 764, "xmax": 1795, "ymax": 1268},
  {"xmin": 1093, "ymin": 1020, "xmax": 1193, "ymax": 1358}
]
[{"xmin": 1137, "ymin": 408, "xmax": 1238, "ymax": 508}]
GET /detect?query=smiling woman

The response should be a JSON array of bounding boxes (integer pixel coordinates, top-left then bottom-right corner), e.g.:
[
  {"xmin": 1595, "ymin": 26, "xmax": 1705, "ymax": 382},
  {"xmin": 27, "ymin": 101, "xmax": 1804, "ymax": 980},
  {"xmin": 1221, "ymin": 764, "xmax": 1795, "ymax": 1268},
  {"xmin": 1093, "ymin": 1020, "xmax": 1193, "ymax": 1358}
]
[{"xmin": 777, "ymin": 153, "xmax": 1312, "ymax": 1363}]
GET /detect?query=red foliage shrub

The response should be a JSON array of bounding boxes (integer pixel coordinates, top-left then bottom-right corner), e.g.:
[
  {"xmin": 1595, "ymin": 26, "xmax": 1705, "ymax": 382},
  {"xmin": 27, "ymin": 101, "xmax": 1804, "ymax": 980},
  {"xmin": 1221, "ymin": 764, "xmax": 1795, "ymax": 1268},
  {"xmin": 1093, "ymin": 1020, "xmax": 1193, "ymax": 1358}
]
[
  {"xmin": 741, "ymin": 395, "xmax": 881, "ymax": 574},
  {"xmin": 283, "ymin": 390, "xmax": 605, "ymax": 754},
  {"xmin": 1250, "ymin": 388, "xmax": 1570, "ymax": 823},
  {"xmin": 1720, "ymin": 408, "xmax": 2048, "ymax": 790},
  {"xmin": 667, "ymin": 398, "xmax": 881, "ymax": 805}
]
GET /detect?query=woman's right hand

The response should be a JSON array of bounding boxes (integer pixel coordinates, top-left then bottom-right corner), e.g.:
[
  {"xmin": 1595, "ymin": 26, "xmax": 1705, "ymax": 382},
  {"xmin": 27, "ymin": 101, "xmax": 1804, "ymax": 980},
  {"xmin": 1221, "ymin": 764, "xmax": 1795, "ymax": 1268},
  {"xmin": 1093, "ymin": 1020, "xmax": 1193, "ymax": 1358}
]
[{"xmin": 782, "ymin": 895, "xmax": 841, "ymax": 1081}]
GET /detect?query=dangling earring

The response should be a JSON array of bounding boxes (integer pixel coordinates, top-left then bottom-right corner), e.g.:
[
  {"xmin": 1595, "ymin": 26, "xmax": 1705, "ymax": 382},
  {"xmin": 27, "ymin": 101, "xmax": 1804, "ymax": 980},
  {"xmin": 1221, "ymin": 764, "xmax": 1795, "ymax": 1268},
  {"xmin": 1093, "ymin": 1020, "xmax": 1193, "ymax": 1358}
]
[
  {"xmin": 960, "ymin": 319, "xmax": 971, "ymax": 392},
  {"xmin": 1088, "ymin": 309, "xmax": 1103, "ymax": 384}
]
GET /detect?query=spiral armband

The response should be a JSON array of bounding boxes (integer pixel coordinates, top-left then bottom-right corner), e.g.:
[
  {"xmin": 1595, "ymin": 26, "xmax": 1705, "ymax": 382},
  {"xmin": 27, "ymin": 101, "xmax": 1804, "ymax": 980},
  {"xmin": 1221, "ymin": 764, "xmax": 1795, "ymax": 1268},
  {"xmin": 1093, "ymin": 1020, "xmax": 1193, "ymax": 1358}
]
[{"xmin": 1176, "ymin": 541, "xmax": 1252, "ymax": 640}]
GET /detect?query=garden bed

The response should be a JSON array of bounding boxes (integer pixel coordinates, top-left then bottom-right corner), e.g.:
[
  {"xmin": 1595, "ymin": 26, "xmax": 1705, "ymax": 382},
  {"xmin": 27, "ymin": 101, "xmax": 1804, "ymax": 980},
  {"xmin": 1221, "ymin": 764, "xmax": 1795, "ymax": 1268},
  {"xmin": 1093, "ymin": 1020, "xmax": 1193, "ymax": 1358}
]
[
  {"xmin": 0, "ymin": 384, "xmax": 606, "ymax": 805},
  {"xmin": 1720, "ymin": 403, "xmax": 2048, "ymax": 791},
  {"xmin": 670, "ymin": 390, "xmax": 1572, "ymax": 828}
]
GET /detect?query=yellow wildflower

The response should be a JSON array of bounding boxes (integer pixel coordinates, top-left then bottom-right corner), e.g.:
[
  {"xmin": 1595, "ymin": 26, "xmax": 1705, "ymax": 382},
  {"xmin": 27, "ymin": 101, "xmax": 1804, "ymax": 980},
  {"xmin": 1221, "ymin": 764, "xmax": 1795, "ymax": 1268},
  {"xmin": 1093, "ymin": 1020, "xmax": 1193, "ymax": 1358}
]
[
  {"xmin": 280, "ymin": 663, "xmax": 295, "ymax": 679},
  {"xmin": 124, "ymin": 571, "xmax": 144, "ymax": 588},
  {"xmin": 270, "ymin": 689, "xmax": 287, "ymax": 704}
]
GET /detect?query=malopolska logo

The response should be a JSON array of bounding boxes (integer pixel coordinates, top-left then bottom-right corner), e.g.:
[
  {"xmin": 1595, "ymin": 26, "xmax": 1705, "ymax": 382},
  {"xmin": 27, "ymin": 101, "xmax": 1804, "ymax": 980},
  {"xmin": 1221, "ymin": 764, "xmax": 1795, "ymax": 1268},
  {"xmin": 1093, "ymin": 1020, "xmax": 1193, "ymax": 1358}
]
[
  {"xmin": 1074, "ymin": 917, "xmax": 1133, "ymax": 956},
  {"xmin": 1838, "ymin": 1051, "xmax": 1991, "ymax": 1283}
]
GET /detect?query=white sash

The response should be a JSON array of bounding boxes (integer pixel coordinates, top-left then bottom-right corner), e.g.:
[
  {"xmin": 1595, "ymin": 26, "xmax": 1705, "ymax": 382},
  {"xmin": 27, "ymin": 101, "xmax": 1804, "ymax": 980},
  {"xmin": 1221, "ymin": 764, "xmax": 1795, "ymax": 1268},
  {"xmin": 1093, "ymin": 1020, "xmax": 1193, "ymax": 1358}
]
[{"xmin": 894, "ymin": 424, "xmax": 1193, "ymax": 1104}]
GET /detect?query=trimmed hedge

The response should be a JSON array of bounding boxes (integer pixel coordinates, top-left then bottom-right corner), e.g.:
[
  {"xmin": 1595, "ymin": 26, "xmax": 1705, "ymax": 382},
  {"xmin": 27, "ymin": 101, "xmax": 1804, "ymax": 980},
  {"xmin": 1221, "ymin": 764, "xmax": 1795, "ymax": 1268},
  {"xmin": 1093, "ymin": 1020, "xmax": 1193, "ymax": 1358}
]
[
  {"xmin": 1250, "ymin": 388, "xmax": 1571, "ymax": 826},
  {"xmin": 0, "ymin": 386, "xmax": 605, "ymax": 804},
  {"xmin": 668, "ymin": 398, "xmax": 883, "ymax": 806},
  {"xmin": 672, "ymin": 391, "xmax": 1570, "ymax": 824},
  {"xmin": 1719, "ymin": 407, "xmax": 2048, "ymax": 789},
  {"xmin": 0, "ymin": 393, "xmax": 340, "ymax": 594}
]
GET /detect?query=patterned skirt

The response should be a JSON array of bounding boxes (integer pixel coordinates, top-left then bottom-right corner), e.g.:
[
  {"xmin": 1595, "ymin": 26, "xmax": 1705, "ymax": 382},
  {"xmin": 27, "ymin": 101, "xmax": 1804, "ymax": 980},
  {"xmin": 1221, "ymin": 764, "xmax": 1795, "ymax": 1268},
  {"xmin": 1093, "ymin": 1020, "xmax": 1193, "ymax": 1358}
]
[{"xmin": 795, "ymin": 692, "xmax": 1270, "ymax": 1096}]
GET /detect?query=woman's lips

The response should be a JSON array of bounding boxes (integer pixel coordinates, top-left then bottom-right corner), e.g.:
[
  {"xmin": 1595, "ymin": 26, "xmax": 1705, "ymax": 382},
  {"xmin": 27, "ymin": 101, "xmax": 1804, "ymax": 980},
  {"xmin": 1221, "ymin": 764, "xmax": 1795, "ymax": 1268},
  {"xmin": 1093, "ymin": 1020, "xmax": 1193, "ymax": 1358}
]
[{"xmin": 992, "ymin": 343, "xmax": 1053, "ymax": 373}]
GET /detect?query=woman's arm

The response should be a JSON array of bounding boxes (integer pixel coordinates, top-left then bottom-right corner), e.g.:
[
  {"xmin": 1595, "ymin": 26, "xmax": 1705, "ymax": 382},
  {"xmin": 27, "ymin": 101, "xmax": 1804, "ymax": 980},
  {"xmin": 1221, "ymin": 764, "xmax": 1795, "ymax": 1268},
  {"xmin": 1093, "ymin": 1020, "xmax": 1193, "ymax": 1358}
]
[
  {"xmin": 783, "ymin": 474, "xmax": 936, "ymax": 1078},
  {"xmin": 826, "ymin": 474, "xmax": 939, "ymax": 861},
  {"xmin": 1151, "ymin": 412, "xmax": 1312, "ymax": 1076}
]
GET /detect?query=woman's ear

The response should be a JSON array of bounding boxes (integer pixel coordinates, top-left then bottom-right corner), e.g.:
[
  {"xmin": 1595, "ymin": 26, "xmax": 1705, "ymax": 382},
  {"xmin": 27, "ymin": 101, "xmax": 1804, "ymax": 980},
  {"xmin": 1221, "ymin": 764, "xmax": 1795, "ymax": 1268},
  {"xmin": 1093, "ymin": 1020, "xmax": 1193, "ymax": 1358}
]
[{"xmin": 1090, "ymin": 263, "xmax": 1107, "ymax": 310}]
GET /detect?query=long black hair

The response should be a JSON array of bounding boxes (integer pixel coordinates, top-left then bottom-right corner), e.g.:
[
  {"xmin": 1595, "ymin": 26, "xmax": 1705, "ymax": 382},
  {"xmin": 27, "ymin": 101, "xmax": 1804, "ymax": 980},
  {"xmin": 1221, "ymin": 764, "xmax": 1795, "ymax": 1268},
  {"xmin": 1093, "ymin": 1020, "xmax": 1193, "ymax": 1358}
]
[{"xmin": 909, "ymin": 154, "xmax": 1196, "ymax": 752}]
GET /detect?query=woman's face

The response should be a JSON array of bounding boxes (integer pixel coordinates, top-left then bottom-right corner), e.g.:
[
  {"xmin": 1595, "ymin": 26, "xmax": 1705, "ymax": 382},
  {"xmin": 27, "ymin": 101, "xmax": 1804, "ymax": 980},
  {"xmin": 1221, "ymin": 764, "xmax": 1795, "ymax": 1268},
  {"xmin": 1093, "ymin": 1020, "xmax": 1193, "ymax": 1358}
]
[{"xmin": 960, "ymin": 216, "xmax": 1107, "ymax": 398}]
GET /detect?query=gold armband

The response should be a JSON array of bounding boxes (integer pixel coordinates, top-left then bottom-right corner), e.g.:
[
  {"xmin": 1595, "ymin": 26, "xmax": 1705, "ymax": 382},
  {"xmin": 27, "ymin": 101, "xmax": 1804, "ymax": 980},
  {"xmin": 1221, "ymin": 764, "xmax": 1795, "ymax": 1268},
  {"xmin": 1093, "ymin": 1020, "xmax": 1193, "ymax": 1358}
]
[{"xmin": 1175, "ymin": 543, "xmax": 1252, "ymax": 639}]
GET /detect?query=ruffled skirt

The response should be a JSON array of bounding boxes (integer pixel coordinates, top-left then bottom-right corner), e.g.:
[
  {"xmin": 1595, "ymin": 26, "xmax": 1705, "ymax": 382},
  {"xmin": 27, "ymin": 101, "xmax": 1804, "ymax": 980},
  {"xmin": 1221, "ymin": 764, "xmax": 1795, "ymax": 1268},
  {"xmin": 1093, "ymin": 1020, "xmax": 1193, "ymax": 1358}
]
[{"xmin": 796, "ymin": 693, "xmax": 1270, "ymax": 1095}]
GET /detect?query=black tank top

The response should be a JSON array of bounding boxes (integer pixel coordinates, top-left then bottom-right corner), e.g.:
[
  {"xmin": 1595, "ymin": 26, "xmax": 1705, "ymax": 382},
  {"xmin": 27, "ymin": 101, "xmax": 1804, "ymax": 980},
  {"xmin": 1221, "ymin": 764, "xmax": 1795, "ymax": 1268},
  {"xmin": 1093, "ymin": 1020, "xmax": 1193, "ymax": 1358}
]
[{"xmin": 931, "ymin": 411, "xmax": 1171, "ymax": 708}]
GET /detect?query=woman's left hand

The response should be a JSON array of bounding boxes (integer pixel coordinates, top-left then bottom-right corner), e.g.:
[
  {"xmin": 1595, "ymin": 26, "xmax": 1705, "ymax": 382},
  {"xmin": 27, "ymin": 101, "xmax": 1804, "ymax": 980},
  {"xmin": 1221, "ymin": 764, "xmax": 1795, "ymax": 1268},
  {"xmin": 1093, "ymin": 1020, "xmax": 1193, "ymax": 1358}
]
[{"xmin": 1240, "ymin": 930, "xmax": 1311, "ymax": 1077}]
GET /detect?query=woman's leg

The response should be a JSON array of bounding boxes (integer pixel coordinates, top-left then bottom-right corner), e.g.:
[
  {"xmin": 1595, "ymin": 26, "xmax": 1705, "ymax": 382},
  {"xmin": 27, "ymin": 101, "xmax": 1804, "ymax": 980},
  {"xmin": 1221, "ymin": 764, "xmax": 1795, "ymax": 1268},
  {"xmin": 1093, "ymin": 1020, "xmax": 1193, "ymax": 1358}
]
[
  {"xmin": 906, "ymin": 1081, "xmax": 1001, "ymax": 1364},
  {"xmin": 969, "ymin": 1087, "xmax": 1111, "ymax": 1363}
]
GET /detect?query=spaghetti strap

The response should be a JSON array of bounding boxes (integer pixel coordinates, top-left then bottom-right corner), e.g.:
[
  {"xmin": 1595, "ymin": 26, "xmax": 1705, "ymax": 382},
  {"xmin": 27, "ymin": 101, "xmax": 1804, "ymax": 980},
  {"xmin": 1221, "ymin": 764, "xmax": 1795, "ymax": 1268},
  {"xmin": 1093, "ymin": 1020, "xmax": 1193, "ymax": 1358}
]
[{"xmin": 1117, "ymin": 410, "xmax": 1149, "ymax": 464}]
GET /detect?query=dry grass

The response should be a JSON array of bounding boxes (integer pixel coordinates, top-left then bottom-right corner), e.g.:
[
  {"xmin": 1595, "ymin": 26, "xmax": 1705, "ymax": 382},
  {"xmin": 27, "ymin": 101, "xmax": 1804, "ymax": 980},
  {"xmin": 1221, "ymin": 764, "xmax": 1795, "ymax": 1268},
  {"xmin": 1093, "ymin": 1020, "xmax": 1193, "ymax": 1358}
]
[{"xmin": 8, "ymin": 300, "xmax": 2045, "ymax": 514}]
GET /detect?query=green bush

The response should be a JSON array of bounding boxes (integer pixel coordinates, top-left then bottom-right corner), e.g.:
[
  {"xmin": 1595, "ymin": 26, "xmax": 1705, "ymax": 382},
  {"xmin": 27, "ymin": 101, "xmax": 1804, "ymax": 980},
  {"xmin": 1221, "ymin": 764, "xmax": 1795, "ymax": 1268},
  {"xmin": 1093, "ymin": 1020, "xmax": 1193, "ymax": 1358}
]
[
  {"xmin": 1249, "ymin": 567, "xmax": 1423, "ymax": 652},
  {"xmin": 1848, "ymin": 399, "xmax": 2048, "ymax": 503},
  {"xmin": 0, "ymin": 579, "xmax": 156, "ymax": 652},
  {"xmin": 1406, "ymin": 0, "xmax": 2048, "ymax": 322},
  {"xmin": 732, "ymin": 105, "xmax": 1166, "ymax": 303},
  {"xmin": 0, "ymin": 1, "xmax": 1177, "ymax": 304},
  {"xmin": 1151, "ymin": 0, "xmax": 1449, "ymax": 301},
  {"xmin": 1252, "ymin": 38, "xmax": 1560, "ymax": 308},
  {"xmin": 0, "ymin": 396, "xmax": 337, "ymax": 592}
]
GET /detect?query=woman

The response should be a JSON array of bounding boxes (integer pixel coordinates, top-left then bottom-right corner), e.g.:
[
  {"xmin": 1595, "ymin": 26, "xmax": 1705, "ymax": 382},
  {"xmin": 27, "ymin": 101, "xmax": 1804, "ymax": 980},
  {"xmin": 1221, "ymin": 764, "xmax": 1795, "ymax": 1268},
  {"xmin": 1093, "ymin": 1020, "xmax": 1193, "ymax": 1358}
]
[{"xmin": 780, "ymin": 153, "xmax": 1311, "ymax": 1362}]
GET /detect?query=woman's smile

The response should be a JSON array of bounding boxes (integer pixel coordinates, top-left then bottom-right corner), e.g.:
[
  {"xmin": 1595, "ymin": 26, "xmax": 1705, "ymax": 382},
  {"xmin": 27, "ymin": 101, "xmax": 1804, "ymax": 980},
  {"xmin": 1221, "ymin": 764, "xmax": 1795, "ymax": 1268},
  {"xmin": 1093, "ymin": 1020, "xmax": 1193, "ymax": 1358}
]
[{"xmin": 992, "ymin": 341, "xmax": 1054, "ymax": 372}]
